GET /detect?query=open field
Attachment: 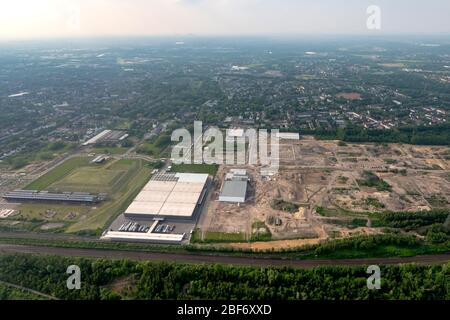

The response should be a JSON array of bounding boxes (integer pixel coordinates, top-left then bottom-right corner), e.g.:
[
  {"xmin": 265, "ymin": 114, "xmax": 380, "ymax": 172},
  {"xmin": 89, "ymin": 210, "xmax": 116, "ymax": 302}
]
[
  {"xmin": 25, "ymin": 157, "xmax": 143, "ymax": 194},
  {"xmin": 65, "ymin": 163, "xmax": 152, "ymax": 234},
  {"xmin": 191, "ymin": 229, "xmax": 246, "ymax": 243},
  {"xmin": 198, "ymin": 138, "xmax": 450, "ymax": 246},
  {"xmin": 51, "ymin": 159, "xmax": 141, "ymax": 194},
  {"xmin": 8, "ymin": 157, "xmax": 153, "ymax": 234},
  {"xmin": 24, "ymin": 157, "xmax": 90, "ymax": 190},
  {"xmin": 171, "ymin": 164, "xmax": 219, "ymax": 176}
]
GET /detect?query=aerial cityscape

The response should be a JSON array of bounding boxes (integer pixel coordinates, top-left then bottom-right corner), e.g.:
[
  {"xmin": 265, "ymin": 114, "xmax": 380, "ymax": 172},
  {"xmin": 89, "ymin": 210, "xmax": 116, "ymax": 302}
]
[{"xmin": 0, "ymin": 0, "xmax": 449, "ymax": 310}]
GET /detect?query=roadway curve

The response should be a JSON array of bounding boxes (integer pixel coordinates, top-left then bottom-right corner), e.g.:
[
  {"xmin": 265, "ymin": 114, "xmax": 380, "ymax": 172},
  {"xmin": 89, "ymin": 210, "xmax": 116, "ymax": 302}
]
[{"xmin": 0, "ymin": 244, "xmax": 449, "ymax": 268}]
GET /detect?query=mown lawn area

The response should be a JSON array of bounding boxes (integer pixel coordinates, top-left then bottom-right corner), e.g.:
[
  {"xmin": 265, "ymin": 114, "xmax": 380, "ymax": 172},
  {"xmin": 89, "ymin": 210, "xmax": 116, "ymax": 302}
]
[
  {"xmin": 18, "ymin": 157, "xmax": 153, "ymax": 234},
  {"xmin": 24, "ymin": 157, "xmax": 90, "ymax": 190},
  {"xmin": 65, "ymin": 160, "xmax": 153, "ymax": 234},
  {"xmin": 171, "ymin": 164, "xmax": 218, "ymax": 176}
]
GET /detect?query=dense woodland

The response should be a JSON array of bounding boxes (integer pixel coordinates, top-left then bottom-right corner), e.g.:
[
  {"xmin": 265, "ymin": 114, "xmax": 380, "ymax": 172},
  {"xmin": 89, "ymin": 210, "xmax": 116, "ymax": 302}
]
[
  {"xmin": 376, "ymin": 209, "xmax": 449, "ymax": 230},
  {"xmin": 0, "ymin": 283, "xmax": 45, "ymax": 300},
  {"xmin": 294, "ymin": 123, "xmax": 450, "ymax": 146},
  {"xmin": 0, "ymin": 254, "xmax": 448, "ymax": 300}
]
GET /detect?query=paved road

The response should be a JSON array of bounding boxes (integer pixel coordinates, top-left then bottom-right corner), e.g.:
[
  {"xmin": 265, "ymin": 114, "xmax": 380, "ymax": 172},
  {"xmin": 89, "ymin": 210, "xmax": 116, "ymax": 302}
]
[{"xmin": 1, "ymin": 244, "xmax": 449, "ymax": 268}]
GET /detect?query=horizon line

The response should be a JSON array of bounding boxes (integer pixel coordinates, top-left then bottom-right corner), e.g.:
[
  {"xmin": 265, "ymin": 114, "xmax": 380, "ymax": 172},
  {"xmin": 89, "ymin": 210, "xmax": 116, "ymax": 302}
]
[{"xmin": 2, "ymin": 32, "xmax": 450, "ymax": 44}]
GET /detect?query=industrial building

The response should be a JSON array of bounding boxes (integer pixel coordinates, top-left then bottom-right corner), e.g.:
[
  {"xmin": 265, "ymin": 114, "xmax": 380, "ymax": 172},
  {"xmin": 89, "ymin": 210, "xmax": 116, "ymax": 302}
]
[
  {"xmin": 91, "ymin": 155, "xmax": 108, "ymax": 164},
  {"xmin": 82, "ymin": 129, "xmax": 128, "ymax": 146},
  {"xmin": 102, "ymin": 172, "xmax": 210, "ymax": 244},
  {"xmin": 102, "ymin": 230, "xmax": 185, "ymax": 243},
  {"xmin": 218, "ymin": 169, "xmax": 249, "ymax": 203},
  {"xmin": 261, "ymin": 167, "xmax": 278, "ymax": 177},
  {"xmin": 226, "ymin": 128, "xmax": 245, "ymax": 143},
  {"xmin": 102, "ymin": 219, "xmax": 185, "ymax": 243},
  {"xmin": 82, "ymin": 130, "xmax": 112, "ymax": 146},
  {"xmin": 3, "ymin": 190, "xmax": 104, "ymax": 204},
  {"xmin": 124, "ymin": 172, "xmax": 209, "ymax": 220},
  {"xmin": 276, "ymin": 132, "xmax": 300, "ymax": 140}
]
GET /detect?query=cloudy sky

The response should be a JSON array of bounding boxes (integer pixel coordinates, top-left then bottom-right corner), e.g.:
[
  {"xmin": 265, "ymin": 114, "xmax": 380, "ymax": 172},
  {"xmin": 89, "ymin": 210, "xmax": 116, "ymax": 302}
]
[{"xmin": 1, "ymin": 0, "xmax": 449, "ymax": 40}]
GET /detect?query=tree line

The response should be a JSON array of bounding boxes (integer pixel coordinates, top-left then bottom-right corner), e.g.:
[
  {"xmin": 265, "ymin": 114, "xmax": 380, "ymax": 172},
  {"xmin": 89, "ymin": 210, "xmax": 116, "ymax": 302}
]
[
  {"xmin": 375, "ymin": 209, "xmax": 449, "ymax": 230},
  {"xmin": 291, "ymin": 123, "xmax": 450, "ymax": 146},
  {"xmin": 0, "ymin": 254, "xmax": 448, "ymax": 300}
]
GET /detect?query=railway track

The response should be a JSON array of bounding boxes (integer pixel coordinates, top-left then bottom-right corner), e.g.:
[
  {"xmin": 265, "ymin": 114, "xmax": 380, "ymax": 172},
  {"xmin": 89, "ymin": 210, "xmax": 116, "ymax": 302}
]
[{"xmin": 1, "ymin": 243, "xmax": 449, "ymax": 268}]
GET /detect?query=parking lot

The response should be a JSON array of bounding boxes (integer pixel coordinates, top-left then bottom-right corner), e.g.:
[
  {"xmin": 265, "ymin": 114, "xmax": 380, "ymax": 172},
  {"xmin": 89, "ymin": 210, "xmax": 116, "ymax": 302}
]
[{"xmin": 107, "ymin": 214, "xmax": 197, "ymax": 243}]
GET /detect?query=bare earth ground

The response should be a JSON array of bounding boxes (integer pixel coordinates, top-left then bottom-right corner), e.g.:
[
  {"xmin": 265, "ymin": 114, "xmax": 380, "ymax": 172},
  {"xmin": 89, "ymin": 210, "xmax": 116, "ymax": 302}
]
[{"xmin": 199, "ymin": 138, "xmax": 450, "ymax": 248}]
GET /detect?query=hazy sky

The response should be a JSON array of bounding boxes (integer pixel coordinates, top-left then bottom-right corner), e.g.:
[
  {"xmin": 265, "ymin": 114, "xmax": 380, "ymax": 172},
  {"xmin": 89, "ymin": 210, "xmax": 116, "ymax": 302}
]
[{"xmin": 1, "ymin": 0, "xmax": 449, "ymax": 40}]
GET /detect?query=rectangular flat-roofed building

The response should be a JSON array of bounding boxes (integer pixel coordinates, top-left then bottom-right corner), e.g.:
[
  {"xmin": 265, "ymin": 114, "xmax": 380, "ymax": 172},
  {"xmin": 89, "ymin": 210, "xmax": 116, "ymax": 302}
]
[
  {"xmin": 124, "ymin": 172, "xmax": 208, "ymax": 220},
  {"xmin": 276, "ymin": 132, "xmax": 300, "ymax": 140},
  {"xmin": 226, "ymin": 128, "xmax": 245, "ymax": 143},
  {"xmin": 102, "ymin": 231, "xmax": 185, "ymax": 244},
  {"xmin": 82, "ymin": 130, "xmax": 112, "ymax": 146},
  {"xmin": 3, "ymin": 190, "xmax": 102, "ymax": 204},
  {"xmin": 219, "ymin": 180, "xmax": 248, "ymax": 203},
  {"xmin": 219, "ymin": 169, "xmax": 249, "ymax": 203}
]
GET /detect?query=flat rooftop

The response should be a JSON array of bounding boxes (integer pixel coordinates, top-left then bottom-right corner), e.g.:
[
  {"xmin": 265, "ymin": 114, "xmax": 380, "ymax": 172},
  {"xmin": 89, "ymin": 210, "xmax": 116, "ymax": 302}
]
[
  {"xmin": 276, "ymin": 132, "xmax": 300, "ymax": 140},
  {"xmin": 219, "ymin": 180, "xmax": 248, "ymax": 199},
  {"xmin": 3, "ymin": 190, "xmax": 101, "ymax": 203},
  {"xmin": 227, "ymin": 128, "xmax": 245, "ymax": 137},
  {"xmin": 82, "ymin": 129, "xmax": 112, "ymax": 146},
  {"xmin": 124, "ymin": 172, "xmax": 208, "ymax": 218},
  {"xmin": 102, "ymin": 231, "xmax": 184, "ymax": 243}
]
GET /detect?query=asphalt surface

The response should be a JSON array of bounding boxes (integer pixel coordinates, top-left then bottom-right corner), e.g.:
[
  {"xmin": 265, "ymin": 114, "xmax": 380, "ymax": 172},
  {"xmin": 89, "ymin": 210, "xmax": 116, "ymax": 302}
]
[{"xmin": 1, "ymin": 244, "xmax": 449, "ymax": 268}]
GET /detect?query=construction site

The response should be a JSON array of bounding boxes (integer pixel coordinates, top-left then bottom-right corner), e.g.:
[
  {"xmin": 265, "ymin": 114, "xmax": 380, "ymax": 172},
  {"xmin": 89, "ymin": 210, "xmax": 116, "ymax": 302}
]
[
  {"xmin": 3, "ymin": 133, "xmax": 449, "ymax": 248},
  {"xmin": 196, "ymin": 136, "xmax": 450, "ymax": 249}
]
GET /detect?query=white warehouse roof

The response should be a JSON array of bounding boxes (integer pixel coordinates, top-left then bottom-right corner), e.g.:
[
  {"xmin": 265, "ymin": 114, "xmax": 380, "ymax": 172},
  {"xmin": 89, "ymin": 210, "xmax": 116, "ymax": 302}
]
[
  {"xmin": 226, "ymin": 128, "xmax": 245, "ymax": 138},
  {"xmin": 82, "ymin": 130, "xmax": 112, "ymax": 146},
  {"xmin": 102, "ymin": 231, "xmax": 184, "ymax": 243},
  {"xmin": 276, "ymin": 132, "xmax": 300, "ymax": 140},
  {"xmin": 124, "ymin": 173, "xmax": 208, "ymax": 218},
  {"xmin": 219, "ymin": 180, "xmax": 248, "ymax": 203}
]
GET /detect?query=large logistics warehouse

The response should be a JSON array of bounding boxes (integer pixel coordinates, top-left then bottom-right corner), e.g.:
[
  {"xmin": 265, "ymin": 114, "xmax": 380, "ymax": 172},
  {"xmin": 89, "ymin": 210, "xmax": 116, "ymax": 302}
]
[
  {"xmin": 124, "ymin": 172, "xmax": 209, "ymax": 220},
  {"xmin": 102, "ymin": 172, "xmax": 209, "ymax": 244}
]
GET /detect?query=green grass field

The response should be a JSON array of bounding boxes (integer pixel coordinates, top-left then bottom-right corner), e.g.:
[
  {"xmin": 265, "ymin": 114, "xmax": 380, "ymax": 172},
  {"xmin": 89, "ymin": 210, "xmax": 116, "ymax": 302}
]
[
  {"xmin": 25, "ymin": 157, "xmax": 90, "ymax": 190},
  {"xmin": 16, "ymin": 157, "xmax": 153, "ymax": 234},
  {"xmin": 66, "ymin": 162, "xmax": 152, "ymax": 234},
  {"xmin": 191, "ymin": 229, "xmax": 246, "ymax": 243},
  {"xmin": 51, "ymin": 159, "xmax": 138, "ymax": 194},
  {"xmin": 25, "ymin": 158, "xmax": 141, "ymax": 194},
  {"xmin": 54, "ymin": 168, "xmax": 121, "ymax": 190},
  {"xmin": 16, "ymin": 203, "xmax": 92, "ymax": 222},
  {"xmin": 171, "ymin": 164, "xmax": 218, "ymax": 176}
]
